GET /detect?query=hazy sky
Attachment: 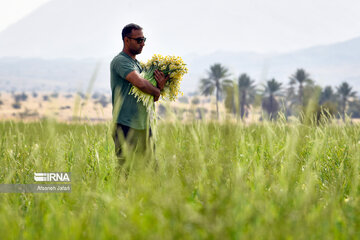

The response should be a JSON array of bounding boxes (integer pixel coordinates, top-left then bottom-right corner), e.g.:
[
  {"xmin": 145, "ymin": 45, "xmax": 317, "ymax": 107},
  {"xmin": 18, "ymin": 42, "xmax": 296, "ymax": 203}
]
[
  {"xmin": 0, "ymin": 0, "xmax": 360, "ymax": 55},
  {"xmin": 0, "ymin": 0, "xmax": 49, "ymax": 32}
]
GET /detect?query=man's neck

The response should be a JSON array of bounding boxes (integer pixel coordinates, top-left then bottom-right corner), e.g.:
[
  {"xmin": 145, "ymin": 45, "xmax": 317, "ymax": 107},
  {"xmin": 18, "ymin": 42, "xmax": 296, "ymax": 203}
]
[{"xmin": 122, "ymin": 48, "xmax": 136, "ymax": 60}]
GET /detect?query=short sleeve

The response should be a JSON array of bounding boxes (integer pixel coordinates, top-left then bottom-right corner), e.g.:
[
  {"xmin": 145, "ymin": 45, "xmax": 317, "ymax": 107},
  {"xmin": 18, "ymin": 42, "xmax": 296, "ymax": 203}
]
[{"xmin": 113, "ymin": 58, "xmax": 135, "ymax": 79}]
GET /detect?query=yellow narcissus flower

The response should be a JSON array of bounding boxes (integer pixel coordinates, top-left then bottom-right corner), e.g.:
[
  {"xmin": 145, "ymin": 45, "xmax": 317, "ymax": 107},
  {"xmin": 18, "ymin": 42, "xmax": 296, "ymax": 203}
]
[
  {"xmin": 129, "ymin": 54, "xmax": 188, "ymax": 113},
  {"xmin": 160, "ymin": 65, "xmax": 166, "ymax": 71},
  {"xmin": 140, "ymin": 61, "xmax": 146, "ymax": 69}
]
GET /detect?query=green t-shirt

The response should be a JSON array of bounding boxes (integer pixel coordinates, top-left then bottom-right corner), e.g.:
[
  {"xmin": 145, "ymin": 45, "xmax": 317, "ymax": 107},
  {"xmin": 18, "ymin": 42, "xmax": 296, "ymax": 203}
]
[{"xmin": 110, "ymin": 51, "xmax": 148, "ymax": 130}]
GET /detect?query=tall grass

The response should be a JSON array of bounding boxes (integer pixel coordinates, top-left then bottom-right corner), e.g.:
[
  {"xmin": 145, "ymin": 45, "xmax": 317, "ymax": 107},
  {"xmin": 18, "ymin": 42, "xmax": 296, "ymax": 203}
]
[{"xmin": 0, "ymin": 119, "xmax": 359, "ymax": 239}]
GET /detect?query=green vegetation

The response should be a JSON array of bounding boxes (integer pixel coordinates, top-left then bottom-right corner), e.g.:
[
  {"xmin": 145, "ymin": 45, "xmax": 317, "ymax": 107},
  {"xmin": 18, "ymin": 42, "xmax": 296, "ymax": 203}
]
[
  {"xmin": 200, "ymin": 65, "xmax": 360, "ymax": 120},
  {"xmin": 0, "ymin": 119, "xmax": 360, "ymax": 239}
]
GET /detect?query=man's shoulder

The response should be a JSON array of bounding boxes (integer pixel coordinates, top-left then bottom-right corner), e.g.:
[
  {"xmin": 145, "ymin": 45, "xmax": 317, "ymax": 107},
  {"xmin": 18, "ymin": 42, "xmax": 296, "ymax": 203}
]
[
  {"xmin": 111, "ymin": 52, "xmax": 129, "ymax": 63},
  {"xmin": 111, "ymin": 53, "xmax": 135, "ymax": 72}
]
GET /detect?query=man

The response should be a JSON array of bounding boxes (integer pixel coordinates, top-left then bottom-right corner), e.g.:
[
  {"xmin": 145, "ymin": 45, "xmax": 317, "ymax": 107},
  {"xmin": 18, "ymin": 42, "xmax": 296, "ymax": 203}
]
[{"xmin": 110, "ymin": 23, "xmax": 167, "ymax": 166}]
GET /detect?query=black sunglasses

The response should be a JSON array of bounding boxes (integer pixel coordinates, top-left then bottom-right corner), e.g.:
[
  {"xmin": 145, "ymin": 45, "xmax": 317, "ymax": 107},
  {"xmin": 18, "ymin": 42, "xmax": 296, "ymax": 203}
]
[{"xmin": 127, "ymin": 37, "xmax": 146, "ymax": 44}]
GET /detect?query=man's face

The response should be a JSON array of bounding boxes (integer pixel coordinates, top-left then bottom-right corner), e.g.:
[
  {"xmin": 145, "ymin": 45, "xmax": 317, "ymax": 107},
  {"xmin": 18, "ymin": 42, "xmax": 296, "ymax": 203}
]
[{"xmin": 126, "ymin": 29, "xmax": 145, "ymax": 55}]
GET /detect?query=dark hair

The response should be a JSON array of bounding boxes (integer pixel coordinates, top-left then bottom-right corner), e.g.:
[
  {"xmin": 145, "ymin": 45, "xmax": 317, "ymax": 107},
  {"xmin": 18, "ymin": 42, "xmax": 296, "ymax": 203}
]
[{"xmin": 122, "ymin": 23, "xmax": 142, "ymax": 40}]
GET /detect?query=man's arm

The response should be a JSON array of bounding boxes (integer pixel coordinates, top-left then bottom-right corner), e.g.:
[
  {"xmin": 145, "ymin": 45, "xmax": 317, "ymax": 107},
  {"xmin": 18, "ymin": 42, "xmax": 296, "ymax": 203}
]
[{"xmin": 126, "ymin": 71, "xmax": 160, "ymax": 98}]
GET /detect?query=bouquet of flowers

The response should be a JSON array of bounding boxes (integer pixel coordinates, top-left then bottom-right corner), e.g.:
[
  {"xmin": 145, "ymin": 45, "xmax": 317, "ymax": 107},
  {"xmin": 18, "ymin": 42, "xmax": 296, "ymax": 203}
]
[{"xmin": 129, "ymin": 54, "xmax": 188, "ymax": 112}]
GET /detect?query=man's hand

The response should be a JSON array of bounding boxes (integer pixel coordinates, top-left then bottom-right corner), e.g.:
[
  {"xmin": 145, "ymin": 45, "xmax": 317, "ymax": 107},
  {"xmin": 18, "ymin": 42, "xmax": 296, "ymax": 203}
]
[
  {"xmin": 154, "ymin": 70, "xmax": 169, "ymax": 91},
  {"xmin": 154, "ymin": 94, "xmax": 160, "ymax": 102}
]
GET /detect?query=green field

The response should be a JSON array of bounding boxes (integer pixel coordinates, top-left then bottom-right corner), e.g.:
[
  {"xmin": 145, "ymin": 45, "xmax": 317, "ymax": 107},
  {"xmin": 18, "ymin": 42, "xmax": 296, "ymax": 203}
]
[{"xmin": 0, "ymin": 119, "xmax": 360, "ymax": 239}]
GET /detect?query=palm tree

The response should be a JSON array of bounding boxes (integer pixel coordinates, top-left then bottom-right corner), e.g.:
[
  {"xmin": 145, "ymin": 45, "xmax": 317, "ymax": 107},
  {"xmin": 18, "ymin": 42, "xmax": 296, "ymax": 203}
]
[
  {"xmin": 336, "ymin": 82, "xmax": 357, "ymax": 119},
  {"xmin": 200, "ymin": 63, "xmax": 231, "ymax": 118},
  {"xmin": 320, "ymin": 86, "xmax": 335, "ymax": 104},
  {"xmin": 317, "ymin": 86, "xmax": 338, "ymax": 119},
  {"xmin": 261, "ymin": 78, "xmax": 282, "ymax": 120},
  {"xmin": 289, "ymin": 69, "xmax": 312, "ymax": 106},
  {"xmin": 238, "ymin": 74, "xmax": 256, "ymax": 119}
]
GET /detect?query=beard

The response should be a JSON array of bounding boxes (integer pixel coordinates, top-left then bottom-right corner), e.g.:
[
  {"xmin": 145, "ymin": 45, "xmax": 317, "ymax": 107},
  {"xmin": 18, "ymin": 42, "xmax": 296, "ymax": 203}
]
[{"xmin": 130, "ymin": 47, "xmax": 142, "ymax": 55}]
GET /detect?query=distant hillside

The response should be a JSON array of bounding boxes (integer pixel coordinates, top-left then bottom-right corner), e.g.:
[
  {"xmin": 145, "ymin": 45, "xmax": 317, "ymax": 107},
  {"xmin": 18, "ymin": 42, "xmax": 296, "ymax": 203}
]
[
  {"xmin": 1, "ymin": 38, "xmax": 360, "ymax": 93},
  {"xmin": 0, "ymin": 57, "xmax": 112, "ymax": 94}
]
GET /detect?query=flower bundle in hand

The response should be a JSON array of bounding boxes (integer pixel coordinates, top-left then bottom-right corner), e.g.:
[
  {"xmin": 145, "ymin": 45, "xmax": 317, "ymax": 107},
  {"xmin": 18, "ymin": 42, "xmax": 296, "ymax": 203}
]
[{"xmin": 130, "ymin": 54, "xmax": 188, "ymax": 112}]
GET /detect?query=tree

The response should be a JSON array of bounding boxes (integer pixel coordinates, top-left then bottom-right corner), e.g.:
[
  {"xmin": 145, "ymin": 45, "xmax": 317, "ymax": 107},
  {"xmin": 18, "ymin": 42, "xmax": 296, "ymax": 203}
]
[
  {"xmin": 336, "ymin": 82, "xmax": 357, "ymax": 119},
  {"xmin": 348, "ymin": 99, "xmax": 360, "ymax": 118},
  {"xmin": 191, "ymin": 97, "xmax": 200, "ymax": 105},
  {"xmin": 199, "ymin": 63, "xmax": 231, "ymax": 118},
  {"xmin": 289, "ymin": 69, "xmax": 313, "ymax": 106},
  {"xmin": 96, "ymin": 94, "xmax": 110, "ymax": 108},
  {"xmin": 51, "ymin": 92, "xmax": 59, "ymax": 98},
  {"xmin": 12, "ymin": 102, "xmax": 21, "ymax": 109},
  {"xmin": 285, "ymin": 81, "xmax": 297, "ymax": 117},
  {"xmin": 13, "ymin": 92, "xmax": 28, "ymax": 102},
  {"xmin": 238, "ymin": 74, "xmax": 256, "ymax": 119},
  {"xmin": 320, "ymin": 86, "xmax": 335, "ymax": 104},
  {"xmin": 317, "ymin": 86, "xmax": 338, "ymax": 119},
  {"xmin": 261, "ymin": 78, "xmax": 282, "ymax": 120},
  {"xmin": 178, "ymin": 96, "xmax": 189, "ymax": 104},
  {"xmin": 224, "ymin": 82, "xmax": 237, "ymax": 115}
]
